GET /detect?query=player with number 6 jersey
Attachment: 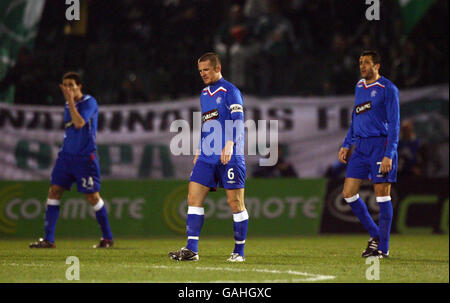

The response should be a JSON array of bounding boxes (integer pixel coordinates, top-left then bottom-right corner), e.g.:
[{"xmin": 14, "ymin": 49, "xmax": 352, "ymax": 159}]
[
  {"xmin": 29, "ymin": 72, "xmax": 113, "ymax": 249},
  {"xmin": 169, "ymin": 52, "xmax": 249, "ymax": 262}
]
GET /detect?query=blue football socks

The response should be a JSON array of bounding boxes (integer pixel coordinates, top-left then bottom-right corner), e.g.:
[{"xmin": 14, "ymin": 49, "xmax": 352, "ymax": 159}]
[
  {"xmin": 345, "ymin": 194, "xmax": 380, "ymax": 239},
  {"xmin": 233, "ymin": 210, "xmax": 249, "ymax": 257},
  {"xmin": 186, "ymin": 206, "xmax": 205, "ymax": 253},
  {"xmin": 377, "ymin": 197, "xmax": 393, "ymax": 254},
  {"xmin": 93, "ymin": 199, "xmax": 113, "ymax": 240},
  {"xmin": 44, "ymin": 199, "xmax": 60, "ymax": 243}
]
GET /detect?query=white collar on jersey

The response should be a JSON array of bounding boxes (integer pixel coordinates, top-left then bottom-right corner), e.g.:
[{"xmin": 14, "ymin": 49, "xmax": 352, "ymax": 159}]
[
  {"xmin": 358, "ymin": 78, "xmax": 385, "ymax": 88},
  {"xmin": 203, "ymin": 86, "xmax": 227, "ymax": 97}
]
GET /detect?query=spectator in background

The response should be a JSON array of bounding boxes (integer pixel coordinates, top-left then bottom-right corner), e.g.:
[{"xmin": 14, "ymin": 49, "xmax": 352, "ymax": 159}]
[
  {"xmin": 0, "ymin": 48, "xmax": 48, "ymax": 104},
  {"xmin": 390, "ymin": 40, "xmax": 424, "ymax": 88},
  {"xmin": 398, "ymin": 120, "xmax": 424, "ymax": 176},
  {"xmin": 253, "ymin": 0, "xmax": 298, "ymax": 96},
  {"xmin": 253, "ymin": 145, "xmax": 297, "ymax": 178},
  {"xmin": 215, "ymin": 4, "xmax": 255, "ymax": 91},
  {"xmin": 328, "ymin": 32, "xmax": 359, "ymax": 94},
  {"xmin": 118, "ymin": 73, "xmax": 148, "ymax": 104},
  {"xmin": 243, "ymin": 0, "xmax": 268, "ymax": 21}
]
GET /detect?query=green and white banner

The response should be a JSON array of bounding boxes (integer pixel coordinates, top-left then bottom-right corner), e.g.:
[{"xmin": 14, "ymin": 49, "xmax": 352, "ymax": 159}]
[
  {"xmin": 0, "ymin": 84, "xmax": 448, "ymax": 180},
  {"xmin": 398, "ymin": 0, "xmax": 435, "ymax": 35},
  {"xmin": 0, "ymin": 179, "xmax": 326, "ymax": 237},
  {"xmin": 0, "ymin": 0, "xmax": 46, "ymax": 103}
]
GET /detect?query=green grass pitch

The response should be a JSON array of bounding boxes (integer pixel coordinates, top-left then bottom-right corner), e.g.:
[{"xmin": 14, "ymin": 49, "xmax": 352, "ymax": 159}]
[{"xmin": 0, "ymin": 235, "xmax": 448, "ymax": 283}]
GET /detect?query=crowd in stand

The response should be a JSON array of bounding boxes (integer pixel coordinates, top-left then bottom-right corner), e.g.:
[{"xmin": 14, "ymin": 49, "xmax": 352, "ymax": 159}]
[{"xmin": 0, "ymin": 0, "xmax": 448, "ymax": 105}]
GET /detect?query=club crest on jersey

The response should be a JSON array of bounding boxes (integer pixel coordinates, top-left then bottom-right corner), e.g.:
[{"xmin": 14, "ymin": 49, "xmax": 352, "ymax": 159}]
[
  {"xmin": 216, "ymin": 97, "xmax": 222, "ymax": 104},
  {"xmin": 355, "ymin": 101, "xmax": 372, "ymax": 115},
  {"xmin": 371, "ymin": 90, "xmax": 377, "ymax": 97},
  {"xmin": 202, "ymin": 109, "xmax": 219, "ymax": 122}
]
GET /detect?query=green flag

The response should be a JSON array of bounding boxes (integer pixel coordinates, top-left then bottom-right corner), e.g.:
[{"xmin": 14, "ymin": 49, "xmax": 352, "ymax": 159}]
[
  {"xmin": 398, "ymin": 0, "xmax": 435, "ymax": 36},
  {"xmin": 0, "ymin": 0, "xmax": 46, "ymax": 103}
]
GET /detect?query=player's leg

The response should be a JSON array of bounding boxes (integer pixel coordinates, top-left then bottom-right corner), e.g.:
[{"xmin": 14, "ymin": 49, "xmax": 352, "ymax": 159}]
[
  {"xmin": 185, "ymin": 181, "xmax": 210, "ymax": 253},
  {"xmin": 30, "ymin": 185, "xmax": 66, "ymax": 248},
  {"xmin": 344, "ymin": 146, "xmax": 381, "ymax": 257},
  {"xmin": 226, "ymin": 187, "xmax": 248, "ymax": 262},
  {"xmin": 74, "ymin": 154, "xmax": 113, "ymax": 247},
  {"xmin": 219, "ymin": 162, "xmax": 248, "ymax": 262},
  {"xmin": 85, "ymin": 192, "xmax": 114, "ymax": 248},
  {"xmin": 343, "ymin": 177, "xmax": 380, "ymax": 241},
  {"xmin": 169, "ymin": 160, "xmax": 216, "ymax": 261},
  {"xmin": 373, "ymin": 182, "xmax": 393, "ymax": 258},
  {"xmin": 168, "ymin": 181, "xmax": 210, "ymax": 261},
  {"xmin": 44, "ymin": 185, "xmax": 65, "ymax": 243},
  {"xmin": 370, "ymin": 141, "xmax": 397, "ymax": 258},
  {"xmin": 30, "ymin": 153, "xmax": 74, "ymax": 248}
]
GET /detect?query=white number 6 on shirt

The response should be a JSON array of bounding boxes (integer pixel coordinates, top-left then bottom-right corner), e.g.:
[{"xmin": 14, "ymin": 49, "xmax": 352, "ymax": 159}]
[{"xmin": 227, "ymin": 168, "xmax": 235, "ymax": 180}]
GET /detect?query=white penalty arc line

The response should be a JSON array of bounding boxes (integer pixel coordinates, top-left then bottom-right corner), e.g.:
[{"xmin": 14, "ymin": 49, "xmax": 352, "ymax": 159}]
[{"xmin": 150, "ymin": 265, "xmax": 336, "ymax": 282}]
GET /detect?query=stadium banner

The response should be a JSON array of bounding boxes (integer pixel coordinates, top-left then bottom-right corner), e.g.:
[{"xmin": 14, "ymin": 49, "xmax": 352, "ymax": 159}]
[
  {"xmin": 0, "ymin": 84, "xmax": 448, "ymax": 180},
  {"xmin": 398, "ymin": 0, "xmax": 434, "ymax": 35},
  {"xmin": 320, "ymin": 177, "xmax": 449, "ymax": 234},
  {"xmin": 0, "ymin": 179, "xmax": 326, "ymax": 237},
  {"xmin": 0, "ymin": 0, "xmax": 46, "ymax": 103}
]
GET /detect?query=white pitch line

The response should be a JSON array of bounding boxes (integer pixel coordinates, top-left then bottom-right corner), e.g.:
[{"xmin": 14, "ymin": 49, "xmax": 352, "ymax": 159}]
[
  {"xmin": 150, "ymin": 265, "xmax": 335, "ymax": 282},
  {"xmin": 3, "ymin": 263, "xmax": 47, "ymax": 267},
  {"xmin": 1, "ymin": 263, "xmax": 336, "ymax": 282}
]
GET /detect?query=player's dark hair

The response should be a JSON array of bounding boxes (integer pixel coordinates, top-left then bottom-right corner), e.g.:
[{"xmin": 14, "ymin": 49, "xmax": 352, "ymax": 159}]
[
  {"xmin": 360, "ymin": 50, "xmax": 381, "ymax": 65},
  {"xmin": 198, "ymin": 52, "xmax": 221, "ymax": 68},
  {"xmin": 62, "ymin": 72, "xmax": 82, "ymax": 85}
]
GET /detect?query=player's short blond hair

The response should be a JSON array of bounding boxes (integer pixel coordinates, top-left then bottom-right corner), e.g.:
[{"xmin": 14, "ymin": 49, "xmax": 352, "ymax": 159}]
[{"xmin": 198, "ymin": 52, "xmax": 221, "ymax": 68}]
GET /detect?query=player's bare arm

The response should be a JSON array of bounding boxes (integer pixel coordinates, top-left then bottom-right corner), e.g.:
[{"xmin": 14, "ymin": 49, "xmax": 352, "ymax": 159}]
[
  {"xmin": 338, "ymin": 147, "xmax": 349, "ymax": 164},
  {"xmin": 221, "ymin": 140, "xmax": 234, "ymax": 165}
]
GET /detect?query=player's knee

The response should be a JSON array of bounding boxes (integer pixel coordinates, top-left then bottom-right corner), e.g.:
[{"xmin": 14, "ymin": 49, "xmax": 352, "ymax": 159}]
[
  {"xmin": 342, "ymin": 190, "xmax": 357, "ymax": 199},
  {"xmin": 227, "ymin": 197, "xmax": 244, "ymax": 211},
  {"xmin": 187, "ymin": 194, "xmax": 203, "ymax": 207},
  {"xmin": 48, "ymin": 186, "xmax": 63, "ymax": 200},
  {"xmin": 85, "ymin": 193, "xmax": 100, "ymax": 205}
]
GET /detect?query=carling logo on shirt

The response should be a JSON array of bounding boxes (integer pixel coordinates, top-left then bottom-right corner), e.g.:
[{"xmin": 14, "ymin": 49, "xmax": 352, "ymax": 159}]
[
  {"xmin": 355, "ymin": 101, "xmax": 372, "ymax": 115},
  {"xmin": 202, "ymin": 109, "xmax": 219, "ymax": 122}
]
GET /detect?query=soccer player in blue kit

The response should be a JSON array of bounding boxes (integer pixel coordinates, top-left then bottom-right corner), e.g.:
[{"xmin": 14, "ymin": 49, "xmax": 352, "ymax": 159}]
[
  {"xmin": 29, "ymin": 72, "xmax": 113, "ymax": 248},
  {"xmin": 338, "ymin": 50, "xmax": 399, "ymax": 259},
  {"xmin": 169, "ymin": 53, "xmax": 248, "ymax": 262}
]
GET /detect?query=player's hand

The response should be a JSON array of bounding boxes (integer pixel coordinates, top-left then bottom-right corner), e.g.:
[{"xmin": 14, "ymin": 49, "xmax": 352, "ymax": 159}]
[
  {"xmin": 59, "ymin": 84, "xmax": 75, "ymax": 103},
  {"xmin": 221, "ymin": 141, "xmax": 234, "ymax": 165},
  {"xmin": 380, "ymin": 156, "xmax": 392, "ymax": 174},
  {"xmin": 338, "ymin": 147, "xmax": 349, "ymax": 164}
]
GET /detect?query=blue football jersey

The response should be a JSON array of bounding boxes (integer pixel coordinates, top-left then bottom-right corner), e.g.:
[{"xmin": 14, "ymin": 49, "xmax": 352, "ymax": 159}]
[
  {"xmin": 197, "ymin": 77, "xmax": 245, "ymax": 165},
  {"xmin": 60, "ymin": 95, "xmax": 98, "ymax": 155},
  {"xmin": 342, "ymin": 76, "xmax": 400, "ymax": 159}
]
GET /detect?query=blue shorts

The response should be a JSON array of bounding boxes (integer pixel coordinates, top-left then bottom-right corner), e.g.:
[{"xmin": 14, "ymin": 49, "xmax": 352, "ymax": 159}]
[
  {"xmin": 346, "ymin": 136, "xmax": 397, "ymax": 183},
  {"xmin": 51, "ymin": 152, "xmax": 101, "ymax": 193},
  {"xmin": 190, "ymin": 159, "xmax": 246, "ymax": 190}
]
